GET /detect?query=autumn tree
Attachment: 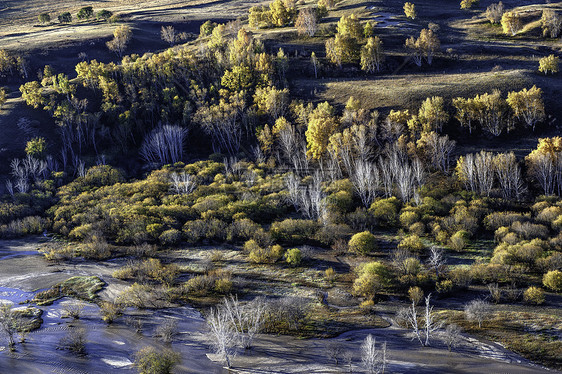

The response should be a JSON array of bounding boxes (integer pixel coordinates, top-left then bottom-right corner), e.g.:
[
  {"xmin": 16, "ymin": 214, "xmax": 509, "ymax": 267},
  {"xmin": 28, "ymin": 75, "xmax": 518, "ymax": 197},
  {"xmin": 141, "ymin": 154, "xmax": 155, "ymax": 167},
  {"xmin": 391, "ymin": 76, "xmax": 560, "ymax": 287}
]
[
  {"xmin": 306, "ymin": 101, "xmax": 338, "ymax": 160},
  {"xmin": 474, "ymin": 90, "xmax": 508, "ymax": 136},
  {"xmin": 107, "ymin": 25, "xmax": 132, "ymax": 57},
  {"xmin": 361, "ymin": 36, "xmax": 384, "ymax": 73},
  {"xmin": 337, "ymin": 14, "xmax": 363, "ymax": 40},
  {"xmin": 295, "ymin": 8, "xmax": 318, "ymax": 37},
  {"xmin": 501, "ymin": 11, "xmax": 522, "ymax": 36},
  {"xmin": 525, "ymin": 137, "xmax": 562, "ymax": 196},
  {"xmin": 452, "ymin": 97, "xmax": 477, "ymax": 134},
  {"xmin": 19, "ymin": 81, "xmax": 44, "ymax": 109},
  {"xmin": 417, "ymin": 96, "xmax": 449, "ymax": 132},
  {"xmin": 506, "ymin": 86, "xmax": 545, "ymax": 131},
  {"xmin": 460, "ymin": 0, "xmax": 478, "ymax": 10},
  {"xmin": 485, "ymin": 2, "xmax": 504, "ymax": 24},
  {"xmin": 405, "ymin": 29, "xmax": 440, "ymax": 66},
  {"xmin": 0, "ymin": 87, "xmax": 6, "ymax": 109},
  {"xmin": 403, "ymin": 2, "xmax": 416, "ymax": 20},
  {"xmin": 541, "ymin": 9, "xmax": 562, "ymax": 38},
  {"xmin": 539, "ymin": 54, "xmax": 559, "ymax": 75}
]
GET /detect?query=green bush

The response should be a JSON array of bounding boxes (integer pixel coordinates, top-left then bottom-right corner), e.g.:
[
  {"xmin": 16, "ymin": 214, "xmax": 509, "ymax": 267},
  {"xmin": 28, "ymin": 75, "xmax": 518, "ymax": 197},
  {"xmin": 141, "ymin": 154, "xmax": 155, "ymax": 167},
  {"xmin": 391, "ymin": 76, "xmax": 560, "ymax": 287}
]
[
  {"xmin": 543, "ymin": 270, "xmax": 562, "ymax": 292},
  {"xmin": 96, "ymin": 10, "xmax": 113, "ymax": 21},
  {"xmin": 38, "ymin": 13, "xmax": 51, "ymax": 24},
  {"xmin": 348, "ymin": 231, "xmax": 377, "ymax": 255},
  {"xmin": 400, "ymin": 211, "xmax": 419, "ymax": 228},
  {"xmin": 58, "ymin": 12, "xmax": 72, "ymax": 23},
  {"xmin": 77, "ymin": 6, "xmax": 94, "ymax": 20},
  {"xmin": 159, "ymin": 229, "xmax": 182, "ymax": 246},
  {"xmin": 352, "ymin": 261, "xmax": 392, "ymax": 299},
  {"xmin": 449, "ymin": 230, "xmax": 469, "ymax": 251},
  {"xmin": 134, "ymin": 346, "xmax": 180, "ymax": 374},
  {"xmin": 369, "ymin": 197, "xmax": 400, "ymax": 226},
  {"xmin": 523, "ymin": 286, "xmax": 545, "ymax": 305},
  {"xmin": 270, "ymin": 219, "xmax": 318, "ymax": 244},
  {"xmin": 245, "ymin": 239, "xmax": 284, "ymax": 264},
  {"xmin": 285, "ymin": 248, "xmax": 302, "ymax": 267},
  {"xmin": 398, "ymin": 235, "xmax": 425, "ymax": 253}
]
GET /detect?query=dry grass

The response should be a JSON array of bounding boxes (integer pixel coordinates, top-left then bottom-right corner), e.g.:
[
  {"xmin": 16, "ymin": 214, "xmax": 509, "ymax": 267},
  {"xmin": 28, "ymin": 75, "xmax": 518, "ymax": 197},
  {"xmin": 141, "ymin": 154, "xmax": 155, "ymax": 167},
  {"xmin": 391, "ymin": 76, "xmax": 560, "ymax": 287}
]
[{"xmin": 293, "ymin": 69, "xmax": 533, "ymax": 111}]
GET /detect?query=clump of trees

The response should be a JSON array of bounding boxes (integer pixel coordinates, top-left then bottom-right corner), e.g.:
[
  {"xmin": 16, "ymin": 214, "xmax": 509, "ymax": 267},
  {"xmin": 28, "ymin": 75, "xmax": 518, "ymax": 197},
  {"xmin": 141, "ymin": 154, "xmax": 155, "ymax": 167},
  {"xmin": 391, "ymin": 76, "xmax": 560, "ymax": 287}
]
[
  {"xmin": 405, "ymin": 28, "xmax": 440, "ymax": 66},
  {"xmin": 248, "ymin": 0, "xmax": 297, "ymax": 29},
  {"xmin": 541, "ymin": 9, "xmax": 562, "ymax": 38},
  {"xmin": 501, "ymin": 10, "xmax": 522, "ymax": 36},
  {"xmin": 539, "ymin": 54, "xmax": 559, "ymax": 75},
  {"xmin": 403, "ymin": 2, "xmax": 416, "ymax": 20},
  {"xmin": 484, "ymin": 2, "xmax": 504, "ymax": 24},
  {"xmin": 460, "ymin": 0, "xmax": 479, "ymax": 10}
]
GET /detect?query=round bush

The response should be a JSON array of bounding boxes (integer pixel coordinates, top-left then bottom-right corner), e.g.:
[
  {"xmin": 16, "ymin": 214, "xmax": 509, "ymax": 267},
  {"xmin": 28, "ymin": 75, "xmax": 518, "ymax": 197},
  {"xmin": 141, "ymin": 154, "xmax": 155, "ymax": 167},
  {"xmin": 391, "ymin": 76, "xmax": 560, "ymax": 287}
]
[
  {"xmin": 285, "ymin": 248, "xmax": 302, "ymax": 267},
  {"xmin": 523, "ymin": 286, "xmax": 545, "ymax": 305},
  {"xmin": 348, "ymin": 231, "xmax": 377, "ymax": 255},
  {"xmin": 543, "ymin": 270, "xmax": 562, "ymax": 292},
  {"xmin": 398, "ymin": 235, "xmax": 425, "ymax": 253},
  {"xmin": 159, "ymin": 229, "xmax": 182, "ymax": 246}
]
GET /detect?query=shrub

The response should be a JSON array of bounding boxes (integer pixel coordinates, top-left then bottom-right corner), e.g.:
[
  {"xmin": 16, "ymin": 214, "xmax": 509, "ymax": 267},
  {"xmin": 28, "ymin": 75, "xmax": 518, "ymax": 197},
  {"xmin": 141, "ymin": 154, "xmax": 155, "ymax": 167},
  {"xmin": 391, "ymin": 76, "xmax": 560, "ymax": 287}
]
[
  {"xmin": 408, "ymin": 286, "xmax": 423, "ymax": 305},
  {"xmin": 484, "ymin": 212, "xmax": 528, "ymax": 231},
  {"xmin": 436, "ymin": 279, "xmax": 454, "ymax": 295},
  {"xmin": 369, "ymin": 197, "xmax": 400, "ymax": 226},
  {"xmin": 159, "ymin": 229, "xmax": 182, "ymax": 246},
  {"xmin": 449, "ymin": 230, "xmax": 469, "ymax": 251},
  {"xmin": 315, "ymin": 223, "xmax": 350, "ymax": 246},
  {"xmin": 99, "ymin": 301, "xmax": 123, "ymax": 324},
  {"xmin": 348, "ymin": 231, "xmax": 377, "ymax": 255},
  {"xmin": 58, "ymin": 12, "xmax": 72, "ymax": 23},
  {"xmin": 398, "ymin": 235, "xmax": 425, "ymax": 253},
  {"xmin": 246, "ymin": 240, "xmax": 284, "ymax": 264},
  {"xmin": 539, "ymin": 55, "xmax": 559, "ymax": 75},
  {"xmin": 77, "ymin": 6, "xmax": 94, "ymax": 20},
  {"xmin": 134, "ymin": 346, "xmax": 180, "ymax": 374},
  {"xmin": 511, "ymin": 221, "xmax": 548, "ymax": 240},
  {"xmin": 270, "ymin": 219, "xmax": 318, "ymax": 244},
  {"xmin": 38, "ymin": 13, "xmax": 51, "ymax": 24},
  {"xmin": 285, "ymin": 248, "xmax": 302, "ymax": 267},
  {"xmin": 460, "ymin": 0, "xmax": 478, "ymax": 10},
  {"xmin": 523, "ymin": 286, "xmax": 545, "ymax": 305},
  {"xmin": 325, "ymin": 267, "xmax": 336, "ymax": 283},
  {"xmin": 353, "ymin": 261, "xmax": 392, "ymax": 299},
  {"xmin": 400, "ymin": 211, "xmax": 419, "ymax": 228},
  {"xmin": 96, "ymin": 10, "xmax": 113, "ymax": 21},
  {"xmin": 543, "ymin": 270, "xmax": 562, "ymax": 292}
]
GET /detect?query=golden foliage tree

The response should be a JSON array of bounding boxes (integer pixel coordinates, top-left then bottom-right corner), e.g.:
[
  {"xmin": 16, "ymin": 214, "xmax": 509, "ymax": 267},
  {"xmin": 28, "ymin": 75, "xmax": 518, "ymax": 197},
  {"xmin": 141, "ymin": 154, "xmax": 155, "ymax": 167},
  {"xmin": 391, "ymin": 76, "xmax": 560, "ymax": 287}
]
[
  {"xmin": 403, "ymin": 2, "xmax": 416, "ymax": 20},
  {"xmin": 506, "ymin": 86, "xmax": 545, "ymax": 131},
  {"xmin": 306, "ymin": 101, "xmax": 338, "ymax": 160},
  {"xmin": 539, "ymin": 54, "xmax": 559, "ymax": 75},
  {"xmin": 501, "ymin": 11, "xmax": 522, "ymax": 36},
  {"xmin": 360, "ymin": 36, "xmax": 384, "ymax": 73}
]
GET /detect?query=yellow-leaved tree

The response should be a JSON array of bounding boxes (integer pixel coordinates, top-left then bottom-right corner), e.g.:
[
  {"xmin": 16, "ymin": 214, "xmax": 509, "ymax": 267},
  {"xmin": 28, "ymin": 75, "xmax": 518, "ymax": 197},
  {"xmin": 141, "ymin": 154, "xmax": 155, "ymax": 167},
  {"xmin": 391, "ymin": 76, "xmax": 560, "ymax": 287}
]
[{"xmin": 306, "ymin": 101, "xmax": 338, "ymax": 160}]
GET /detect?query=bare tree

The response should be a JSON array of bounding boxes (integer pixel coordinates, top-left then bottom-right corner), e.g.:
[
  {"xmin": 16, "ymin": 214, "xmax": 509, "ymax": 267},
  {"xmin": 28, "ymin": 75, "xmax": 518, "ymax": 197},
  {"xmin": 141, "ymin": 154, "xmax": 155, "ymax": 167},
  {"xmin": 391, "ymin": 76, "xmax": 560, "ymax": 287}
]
[
  {"xmin": 494, "ymin": 152, "xmax": 525, "ymax": 200},
  {"xmin": 0, "ymin": 304, "xmax": 19, "ymax": 350},
  {"xmin": 350, "ymin": 160, "xmax": 380, "ymax": 207},
  {"xmin": 464, "ymin": 299, "xmax": 491, "ymax": 328},
  {"xmin": 541, "ymin": 9, "xmax": 562, "ymax": 38},
  {"xmin": 442, "ymin": 324, "xmax": 462, "ymax": 352},
  {"xmin": 221, "ymin": 295, "xmax": 265, "ymax": 350},
  {"xmin": 207, "ymin": 306, "xmax": 238, "ymax": 368},
  {"xmin": 170, "ymin": 172, "xmax": 196, "ymax": 194},
  {"xmin": 474, "ymin": 151, "xmax": 495, "ymax": 196},
  {"xmin": 404, "ymin": 300, "xmax": 423, "ymax": 346},
  {"xmin": 361, "ymin": 334, "xmax": 387, "ymax": 374},
  {"xmin": 140, "ymin": 124, "xmax": 188, "ymax": 166},
  {"xmin": 421, "ymin": 132, "xmax": 456, "ymax": 172},
  {"xmin": 485, "ymin": 2, "xmax": 504, "ymax": 24},
  {"xmin": 427, "ymin": 246, "xmax": 446, "ymax": 278},
  {"xmin": 161, "ymin": 25, "xmax": 177, "ymax": 46},
  {"xmin": 423, "ymin": 294, "xmax": 442, "ymax": 346},
  {"xmin": 154, "ymin": 319, "xmax": 178, "ymax": 343},
  {"xmin": 325, "ymin": 340, "xmax": 344, "ymax": 365}
]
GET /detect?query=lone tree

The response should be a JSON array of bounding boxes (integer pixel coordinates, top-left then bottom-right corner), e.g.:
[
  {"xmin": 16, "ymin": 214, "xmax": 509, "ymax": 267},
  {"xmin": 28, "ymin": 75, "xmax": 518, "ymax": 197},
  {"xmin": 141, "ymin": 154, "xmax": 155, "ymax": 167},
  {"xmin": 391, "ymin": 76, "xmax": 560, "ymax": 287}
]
[
  {"xmin": 403, "ymin": 2, "xmax": 416, "ymax": 20},
  {"xmin": 295, "ymin": 8, "xmax": 318, "ymax": 37},
  {"xmin": 361, "ymin": 36, "xmax": 384, "ymax": 73},
  {"xmin": 38, "ymin": 13, "xmax": 51, "ymax": 24},
  {"xmin": 460, "ymin": 0, "xmax": 478, "ymax": 10},
  {"xmin": 107, "ymin": 25, "xmax": 132, "ymax": 57},
  {"xmin": 96, "ymin": 10, "xmax": 113, "ymax": 21},
  {"xmin": 539, "ymin": 54, "xmax": 559, "ymax": 75},
  {"xmin": 361, "ymin": 334, "xmax": 387, "ymax": 374},
  {"xmin": 58, "ymin": 12, "xmax": 72, "ymax": 23},
  {"xmin": 464, "ymin": 299, "xmax": 491, "ymax": 328},
  {"xmin": 161, "ymin": 25, "xmax": 177, "ymax": 46},
  {"xmin": 484, "ymin": 2, "xmax": 504, "ymax": 24},
  {"xmin": 77, "ymin": 6, "xmax": 94, "ymax": 20},
  {"xmin": 501, "ymin": 11, "xmax": 522, "ymax": 36}
]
